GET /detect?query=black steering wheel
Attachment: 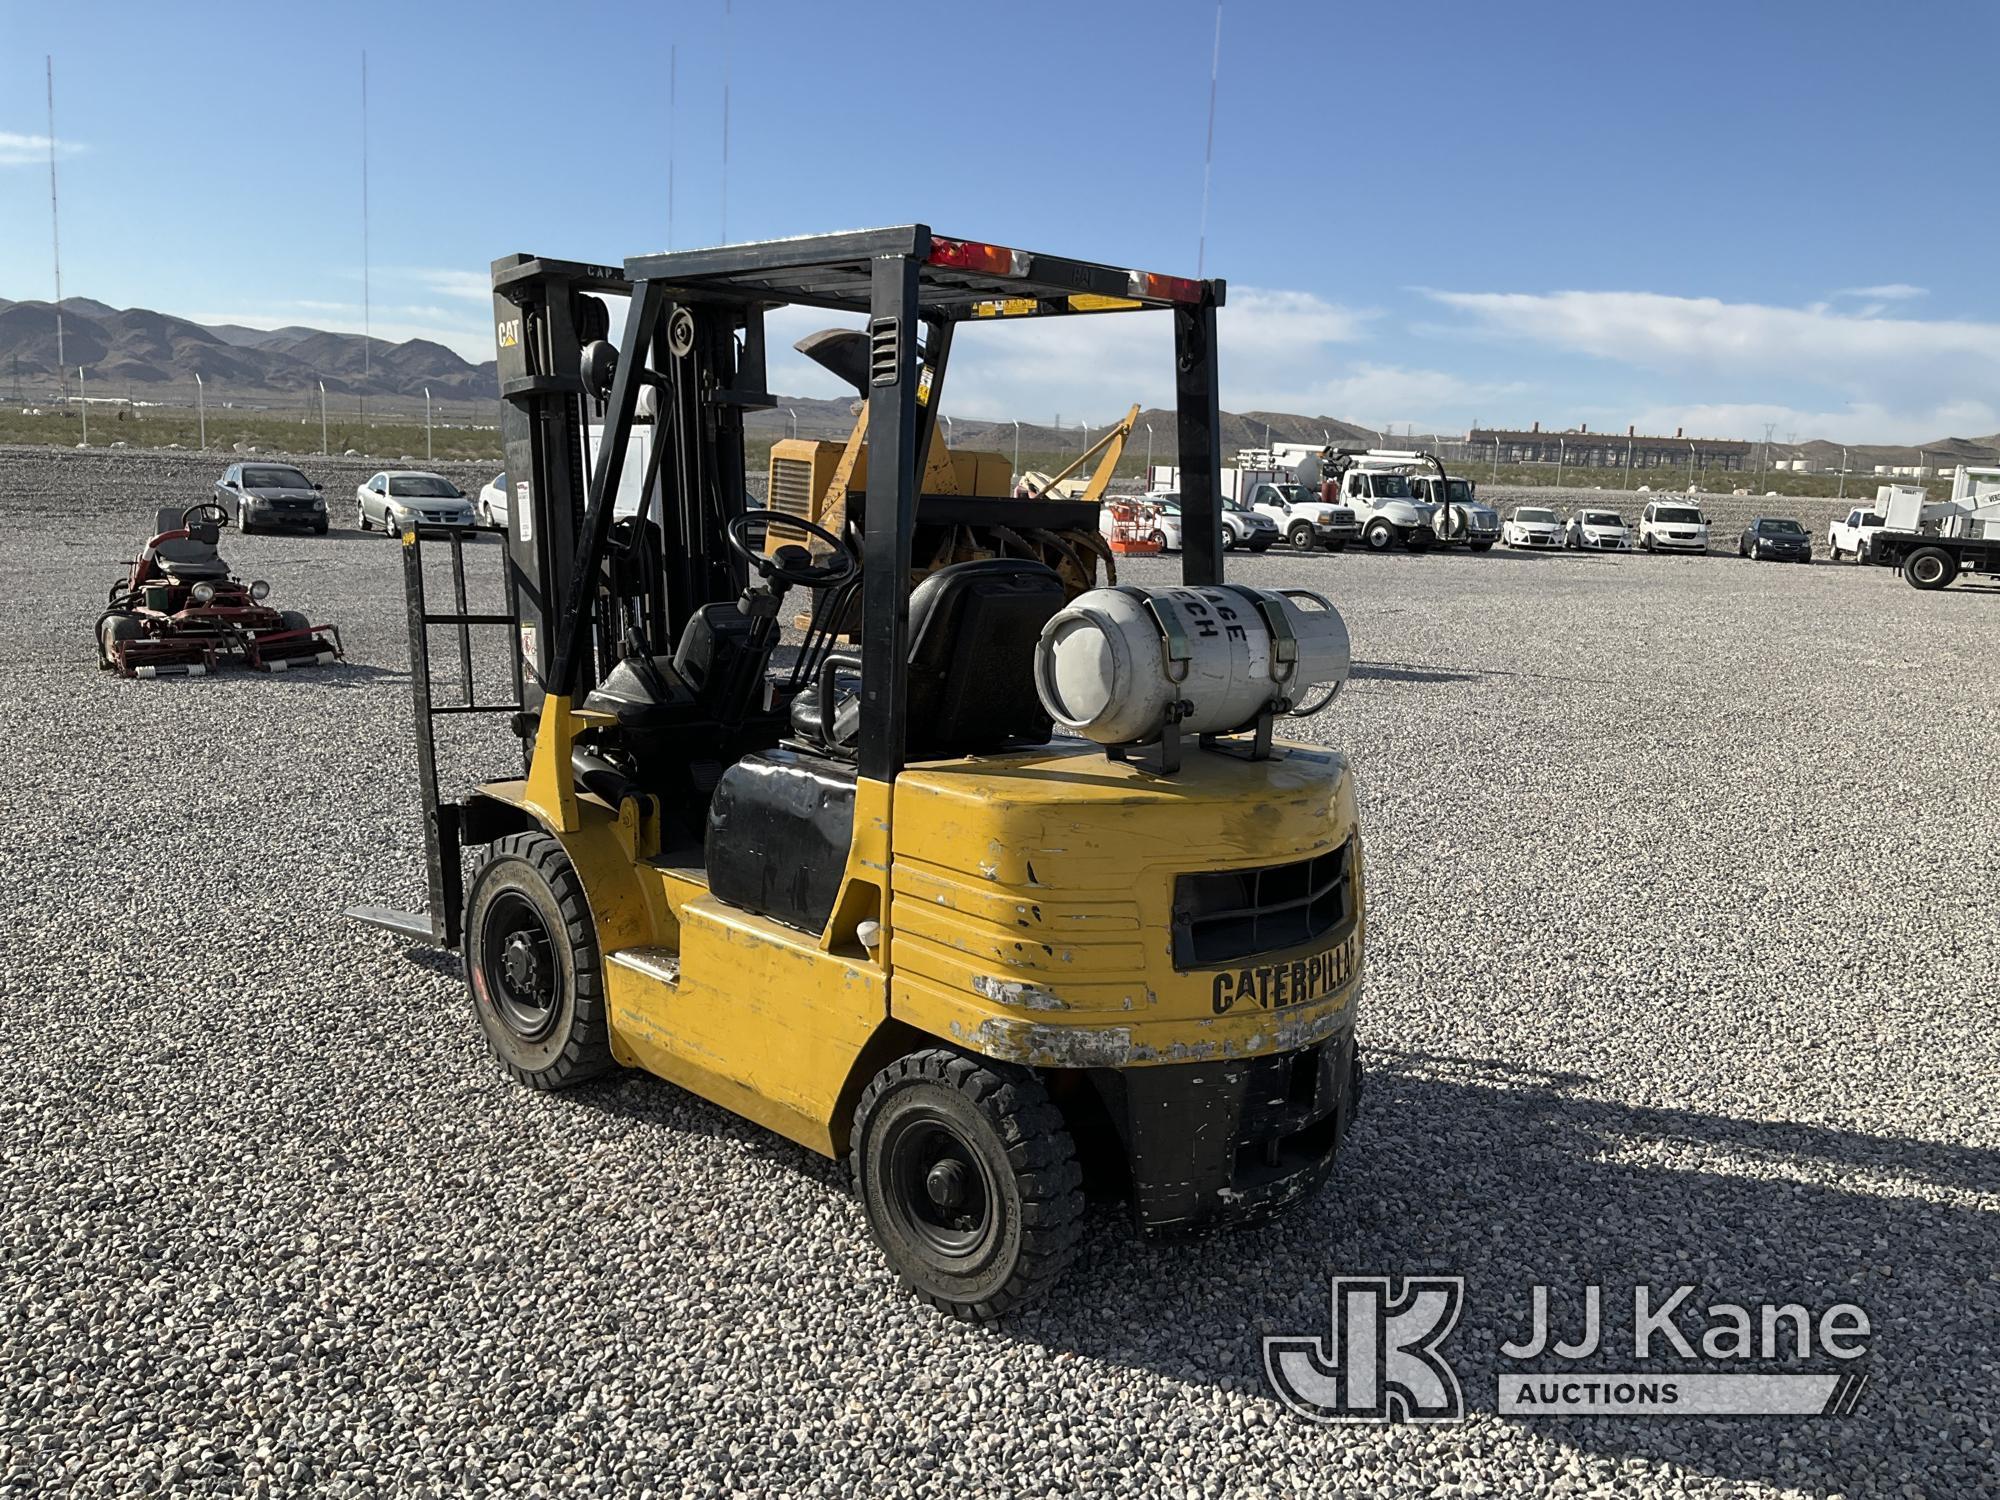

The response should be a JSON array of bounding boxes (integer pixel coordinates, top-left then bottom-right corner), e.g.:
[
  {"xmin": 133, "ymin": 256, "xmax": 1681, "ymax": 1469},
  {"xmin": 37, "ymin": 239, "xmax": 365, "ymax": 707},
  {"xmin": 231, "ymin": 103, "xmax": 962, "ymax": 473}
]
[
  {"xmin": 726, "ymin": 509, "xmax": 856, "ymax": 588},
  {"xmin": 181, "ymin": 502, "xmax": 228, "ymax": 530}
]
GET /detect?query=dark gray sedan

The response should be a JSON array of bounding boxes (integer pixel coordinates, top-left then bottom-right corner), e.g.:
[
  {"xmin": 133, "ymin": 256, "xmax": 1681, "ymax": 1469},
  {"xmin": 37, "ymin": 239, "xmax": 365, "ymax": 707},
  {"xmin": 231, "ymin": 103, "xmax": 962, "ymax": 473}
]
[
  {"xmin": 215, "ymin": 462, "xmax": 330, "ymax": 535},
  {"xmin": 1738, "ymin": 516, "xmax": 1812, "ymax": 562}
]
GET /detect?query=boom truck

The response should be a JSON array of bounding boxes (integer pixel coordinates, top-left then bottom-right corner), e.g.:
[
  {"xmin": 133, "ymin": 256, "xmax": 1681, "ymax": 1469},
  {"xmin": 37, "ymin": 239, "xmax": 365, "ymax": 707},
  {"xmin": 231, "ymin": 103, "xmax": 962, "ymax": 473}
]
[
  {"xmin": 1275, "ymin": 445, "xmax": 1470, "ymax": 553},
  {"xmin": 352, "ymin": 228, "xmax": 1370, "ymax": 1320},
  {"xmin": 1861, "ymin": 467, "xmax": 2000, "ymax": 590}
]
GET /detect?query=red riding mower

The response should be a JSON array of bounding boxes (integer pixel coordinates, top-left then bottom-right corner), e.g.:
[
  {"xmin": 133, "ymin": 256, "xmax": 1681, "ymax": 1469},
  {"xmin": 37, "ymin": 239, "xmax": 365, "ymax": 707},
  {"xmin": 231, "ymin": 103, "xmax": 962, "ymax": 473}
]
[{"xmin": 96, "ymin": 504, "xmax": 344, "ymax": 678}]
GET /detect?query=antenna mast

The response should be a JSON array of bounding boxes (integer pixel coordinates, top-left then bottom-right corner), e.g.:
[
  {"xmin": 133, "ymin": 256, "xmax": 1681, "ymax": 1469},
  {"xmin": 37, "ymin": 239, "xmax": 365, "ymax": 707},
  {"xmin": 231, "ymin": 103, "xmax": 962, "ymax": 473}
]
[
  {"xmin": 721, "ymin": 1, "xmax": 732, "ymax": 243},
  {"xmin": 668, "ymin": 44, "xmax": 677, "ymax": 249},
  {"xmin": 361, "ymin": 51, "xmax": 371, "ymax": 430},
  {"xmin": 47, "ymin": 56, "xmax": 66, "ymax": 402},
  {"xmin": 1197, "ymin": 2, "xmax": 1222, "ymax": 277}
]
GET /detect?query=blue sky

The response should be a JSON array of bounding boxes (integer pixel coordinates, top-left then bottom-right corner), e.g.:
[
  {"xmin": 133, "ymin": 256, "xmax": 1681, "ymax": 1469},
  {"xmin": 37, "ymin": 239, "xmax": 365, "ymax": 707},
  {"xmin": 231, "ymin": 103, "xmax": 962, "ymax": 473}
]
[{"xmin": 4, "ymin": 0, "xmax": 1998, "ymax": 443}]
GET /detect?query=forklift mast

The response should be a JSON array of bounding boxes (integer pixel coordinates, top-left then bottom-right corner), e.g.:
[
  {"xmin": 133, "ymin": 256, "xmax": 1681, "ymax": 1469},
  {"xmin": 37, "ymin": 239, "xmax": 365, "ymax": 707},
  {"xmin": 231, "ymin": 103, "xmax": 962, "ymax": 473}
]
[{"xmin": 489, "ymin": 254, "xmax": 772, "ymax": 713}]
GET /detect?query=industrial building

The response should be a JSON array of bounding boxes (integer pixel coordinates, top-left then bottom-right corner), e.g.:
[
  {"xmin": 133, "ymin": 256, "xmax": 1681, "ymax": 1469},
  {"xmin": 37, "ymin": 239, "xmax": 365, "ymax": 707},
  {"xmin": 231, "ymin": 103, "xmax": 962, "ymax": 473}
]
[{"xmin": 1467, "ymin": 424, "xmax": 1752, "ymax": 472}]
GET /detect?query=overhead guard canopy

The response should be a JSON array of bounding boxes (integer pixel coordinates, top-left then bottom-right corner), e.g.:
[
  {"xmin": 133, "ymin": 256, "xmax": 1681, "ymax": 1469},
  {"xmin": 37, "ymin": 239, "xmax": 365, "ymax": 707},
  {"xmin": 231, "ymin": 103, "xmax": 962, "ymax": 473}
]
[{"xmin": 620, "ymin": 226, "xmax": 1225, "ymax": 320}]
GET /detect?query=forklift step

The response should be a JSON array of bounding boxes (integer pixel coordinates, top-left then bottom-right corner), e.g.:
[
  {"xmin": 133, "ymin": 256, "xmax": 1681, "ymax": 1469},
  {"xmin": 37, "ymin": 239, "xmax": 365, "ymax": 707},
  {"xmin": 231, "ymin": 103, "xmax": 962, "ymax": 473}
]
[{"xmin": 607, "ymin": 947, "xmax": 681, "ymax": 987}]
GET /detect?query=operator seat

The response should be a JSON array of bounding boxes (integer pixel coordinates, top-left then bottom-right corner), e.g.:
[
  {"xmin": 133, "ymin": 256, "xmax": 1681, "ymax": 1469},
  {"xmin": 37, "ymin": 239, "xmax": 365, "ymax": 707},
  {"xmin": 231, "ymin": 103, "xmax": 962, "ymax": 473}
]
[
  {"xmin": 709, "ymin": 559, "xmax": 1066, "ymax": 935},
  {"xmin": 149, "ymin": 507, "xmax": 230, "ymax": 581},
  {"xmin": 788, "ymin": 558, "xmax": 1065, "ymax": 760}
]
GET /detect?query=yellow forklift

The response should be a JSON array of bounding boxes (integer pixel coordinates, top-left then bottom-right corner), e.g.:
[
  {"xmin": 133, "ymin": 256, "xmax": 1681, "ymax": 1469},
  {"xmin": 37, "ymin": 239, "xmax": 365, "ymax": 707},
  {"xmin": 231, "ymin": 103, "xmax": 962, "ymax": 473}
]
[{"xmin": 354, "ymin": 228, "xmax": 1366, "ymax": 1319}]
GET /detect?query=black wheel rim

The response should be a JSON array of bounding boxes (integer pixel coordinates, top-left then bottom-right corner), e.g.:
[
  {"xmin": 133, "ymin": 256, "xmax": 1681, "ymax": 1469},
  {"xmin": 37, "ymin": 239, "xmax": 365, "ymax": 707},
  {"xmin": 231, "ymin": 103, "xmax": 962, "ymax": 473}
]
[
  {"xmin": 881, "ymin": 1112, "xmax": 998, "ymax": 1264},
  {"xmin": 479, "ymin": 890, "xmax": 560, "ymax": 1040}
]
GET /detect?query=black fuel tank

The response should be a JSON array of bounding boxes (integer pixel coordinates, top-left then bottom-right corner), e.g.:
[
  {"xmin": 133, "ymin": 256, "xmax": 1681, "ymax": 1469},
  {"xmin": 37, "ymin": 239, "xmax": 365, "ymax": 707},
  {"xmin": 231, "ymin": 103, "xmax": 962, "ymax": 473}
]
[{"xmin": 704, "ymin": 750, "xmax": 857, "ymax": 935}]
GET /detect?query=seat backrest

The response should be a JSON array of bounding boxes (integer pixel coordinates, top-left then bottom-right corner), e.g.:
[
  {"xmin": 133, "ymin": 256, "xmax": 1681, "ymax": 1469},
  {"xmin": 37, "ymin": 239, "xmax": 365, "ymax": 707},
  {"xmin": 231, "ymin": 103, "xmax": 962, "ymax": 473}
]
[
  {"xmin": 149, "ymin": 508, "xmax": 226, "ymax": 578},
  {"xmin": 905, "ymin": 559, "xmax": 1064, "ymax": 759}
]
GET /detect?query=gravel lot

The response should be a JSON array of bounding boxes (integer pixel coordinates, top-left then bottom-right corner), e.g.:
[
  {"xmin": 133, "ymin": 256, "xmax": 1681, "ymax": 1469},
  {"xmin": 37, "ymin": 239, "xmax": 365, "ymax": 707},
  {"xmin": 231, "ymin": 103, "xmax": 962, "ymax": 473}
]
[{"xmin": 2, "ymin": 446, "xmax": 1994, "ymax": 1499}]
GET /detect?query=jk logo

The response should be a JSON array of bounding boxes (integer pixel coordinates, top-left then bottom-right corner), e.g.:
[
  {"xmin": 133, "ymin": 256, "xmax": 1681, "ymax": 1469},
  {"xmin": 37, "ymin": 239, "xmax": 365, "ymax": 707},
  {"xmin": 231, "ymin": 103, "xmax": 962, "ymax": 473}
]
[{"xmin": 1265, "ymin": 1276, "xmax": 1466, "ymax": 1423}]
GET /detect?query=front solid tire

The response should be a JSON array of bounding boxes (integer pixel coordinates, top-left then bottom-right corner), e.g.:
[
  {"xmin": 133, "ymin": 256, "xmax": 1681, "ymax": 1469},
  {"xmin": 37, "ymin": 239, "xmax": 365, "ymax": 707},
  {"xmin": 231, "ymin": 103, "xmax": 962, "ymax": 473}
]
[
  {"xmin": 463, "ymin": 833, "xmax": 615, "ymax": 1090},
  {"xmin": 1287, "ymin": 521, "xmax": 1317, "ymax": 550},
  {"xmin": 851, "ymin": 1049, "xmax": 1084, "ymax": 1321},
  {"xmin": 1363, "ymin": 520, "xmax": 1396, "ymax": 552}
]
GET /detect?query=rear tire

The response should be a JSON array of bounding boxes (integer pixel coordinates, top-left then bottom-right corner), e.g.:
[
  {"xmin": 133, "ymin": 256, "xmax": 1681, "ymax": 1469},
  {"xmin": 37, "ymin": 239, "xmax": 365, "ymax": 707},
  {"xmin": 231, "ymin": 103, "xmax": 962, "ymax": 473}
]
[
  {"xmin": 357, "ymin": 507, "xmax": 371, "ymax": 532},
  {"xmin": 463, "ymin": 833, "xmax": 615, "ymax": 1090},
  {"xmin": 851, "ymin": 1049, "xmax": 1084, "ymax": 1321},
  {"xmin": 1904, "ymin": 546, "xmax": 1957, "ymax": 591}
]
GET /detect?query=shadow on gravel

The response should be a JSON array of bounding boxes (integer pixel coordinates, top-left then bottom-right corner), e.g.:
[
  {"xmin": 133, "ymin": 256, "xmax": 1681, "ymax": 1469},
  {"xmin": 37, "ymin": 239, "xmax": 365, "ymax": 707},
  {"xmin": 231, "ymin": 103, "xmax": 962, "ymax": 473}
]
[
  {"xmin": 234, "ymin": 662, "xmax": 407, "ymax": 689},
  {"xmin": 996, "ymin": 1048, "xmax": 1994, "ymax": 1496},
  {"xmin": 1350, "ymin": 660, "xmax": 1490, "ymax": 685}
]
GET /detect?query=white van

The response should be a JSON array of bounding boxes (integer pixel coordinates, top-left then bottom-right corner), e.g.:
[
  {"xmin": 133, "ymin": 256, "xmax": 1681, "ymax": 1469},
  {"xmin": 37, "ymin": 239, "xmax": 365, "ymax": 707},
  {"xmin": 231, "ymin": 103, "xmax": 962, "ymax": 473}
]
[{"xmin": 1639, "ymin": 500, "xmax": 1710, "ymax": 553}]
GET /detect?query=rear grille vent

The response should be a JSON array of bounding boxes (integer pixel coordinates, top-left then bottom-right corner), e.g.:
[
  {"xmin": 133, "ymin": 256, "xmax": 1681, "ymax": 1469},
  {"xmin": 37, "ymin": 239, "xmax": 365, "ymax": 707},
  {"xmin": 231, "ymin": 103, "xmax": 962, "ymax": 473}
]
[
  {"xmin": 1172, "ymin": 837, "xmax": 1354, "ymax": 969},
  {"xmin": 869, "ymin": 317, "xmax": 900, "ymax": 386},
  {"xmin": 769, "ymin": 457, "xmax": 814, "ymax": 518}
]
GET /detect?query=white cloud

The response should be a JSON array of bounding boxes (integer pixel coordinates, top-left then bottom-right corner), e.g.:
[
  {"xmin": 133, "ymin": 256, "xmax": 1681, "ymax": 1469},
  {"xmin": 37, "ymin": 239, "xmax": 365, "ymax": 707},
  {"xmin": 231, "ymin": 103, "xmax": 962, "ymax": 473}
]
[
  {"xmin": 1423, "ymin": 288, "xmax": 2000, "ymax": 442},
  {"xmin": 0, "ymin": 131, "xmax": 85, "ymax": 166},
  {"xmin": 1834, "ymin": 283, "xmax": 1926, "ymax": 301},
  {"xmin": 1623, "ymin": 399, "xmax": 2000, "ymax": 448},
  {"xmin": 762, "ymin": 287, "xmax": 1380, "ymax": 424},
  {"xmin": 384, "ymin": 267, "xmax": 493, "ymax": 302}
]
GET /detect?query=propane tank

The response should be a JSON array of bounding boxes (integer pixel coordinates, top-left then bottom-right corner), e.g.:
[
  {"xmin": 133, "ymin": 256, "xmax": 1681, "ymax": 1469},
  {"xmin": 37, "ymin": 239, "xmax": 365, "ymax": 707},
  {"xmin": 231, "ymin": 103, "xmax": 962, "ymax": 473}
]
[{"xmin": 1034, "ymin": 584, "xmax": 1350, "ymax": 747}]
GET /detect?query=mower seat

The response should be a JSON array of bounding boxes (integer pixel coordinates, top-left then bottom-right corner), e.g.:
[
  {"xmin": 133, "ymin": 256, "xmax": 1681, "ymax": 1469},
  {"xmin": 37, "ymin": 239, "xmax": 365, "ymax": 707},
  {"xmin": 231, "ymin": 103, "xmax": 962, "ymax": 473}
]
[
  {"xmin": 150, "ymin": 507, "xmax": 229, "ymax": 581},
  {"xmin": 789, "ymin": 559, "xmax": 1064, "ymax": 760}
]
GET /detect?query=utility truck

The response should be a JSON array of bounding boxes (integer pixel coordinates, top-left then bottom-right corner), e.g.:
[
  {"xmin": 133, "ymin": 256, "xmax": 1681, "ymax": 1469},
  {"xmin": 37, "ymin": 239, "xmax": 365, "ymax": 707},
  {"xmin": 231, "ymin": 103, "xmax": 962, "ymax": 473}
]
[
  {"xmin": 1281, "ymin": 446, "xmax": 1445, "ymax": 553},
  {"xmin": 1408, "ymin": 471, "xmax": 1499, "ymax": 550},
  {"xmin": 1862, "ymin": 470, "xmax": 2000, "ymax": 590}
]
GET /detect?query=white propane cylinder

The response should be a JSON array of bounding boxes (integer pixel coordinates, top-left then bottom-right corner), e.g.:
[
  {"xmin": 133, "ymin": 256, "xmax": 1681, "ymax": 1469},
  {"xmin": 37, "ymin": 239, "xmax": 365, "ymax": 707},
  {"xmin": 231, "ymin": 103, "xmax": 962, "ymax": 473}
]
[{"xmin": 1034, "ymin": 584, "xmax": 1350, "ymax": 746}]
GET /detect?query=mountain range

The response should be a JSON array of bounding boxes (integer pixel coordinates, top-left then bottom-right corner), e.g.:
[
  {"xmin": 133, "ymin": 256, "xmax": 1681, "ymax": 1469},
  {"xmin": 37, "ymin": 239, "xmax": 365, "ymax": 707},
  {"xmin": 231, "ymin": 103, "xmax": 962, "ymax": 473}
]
[
  {"xmin": 5, "ymin": 295, "xmax": 1997, "ymax": 469},
  {"xmin": 0, "ymin": 296, "xmax": 495, "ymax": 402}
]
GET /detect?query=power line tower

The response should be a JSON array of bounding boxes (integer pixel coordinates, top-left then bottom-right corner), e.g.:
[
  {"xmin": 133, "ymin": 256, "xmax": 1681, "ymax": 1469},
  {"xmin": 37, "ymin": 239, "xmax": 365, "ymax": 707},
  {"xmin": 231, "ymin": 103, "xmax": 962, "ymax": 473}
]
[{"xmin": 47, "ymin": 56, "xmax": 66, "ymax": 404}]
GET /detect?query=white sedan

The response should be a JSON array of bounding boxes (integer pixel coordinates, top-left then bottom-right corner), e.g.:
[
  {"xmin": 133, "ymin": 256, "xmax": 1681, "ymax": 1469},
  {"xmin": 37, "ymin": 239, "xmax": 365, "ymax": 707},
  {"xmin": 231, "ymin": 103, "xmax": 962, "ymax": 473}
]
[
  {"xmin": 356, "ymin": 471, "xmax": 476, "ymax": 537},
  {"xmin": 1563, "ymin": 508, "xmax": 1633, "ymax": 550},
  {"xmin": 1502, "ymin": 506, "xmax": 1564, "ymax": 548},
  {"xmin": 476, "ymin": 472, "xmax": 509, "ymax": 528}
]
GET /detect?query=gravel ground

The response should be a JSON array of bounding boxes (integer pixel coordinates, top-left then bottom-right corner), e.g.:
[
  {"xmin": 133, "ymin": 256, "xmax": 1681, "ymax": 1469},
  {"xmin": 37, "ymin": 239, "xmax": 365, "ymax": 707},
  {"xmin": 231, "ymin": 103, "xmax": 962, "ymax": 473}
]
[{"xmin": 1, "ymin": 446, "xmax": 1995, "ymax": 1499}]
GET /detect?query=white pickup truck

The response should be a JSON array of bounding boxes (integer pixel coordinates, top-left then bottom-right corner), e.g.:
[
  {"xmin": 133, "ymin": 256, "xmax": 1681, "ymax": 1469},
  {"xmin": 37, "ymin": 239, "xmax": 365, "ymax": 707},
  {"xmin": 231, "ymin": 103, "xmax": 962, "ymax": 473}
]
[
  {"xmin": 1240, "ymin": 477, "xmax": 1361, "ymax": 551},
  {"xmin": 1826, "ymin": 505, "xmax": 1885, "ymax": 562}
]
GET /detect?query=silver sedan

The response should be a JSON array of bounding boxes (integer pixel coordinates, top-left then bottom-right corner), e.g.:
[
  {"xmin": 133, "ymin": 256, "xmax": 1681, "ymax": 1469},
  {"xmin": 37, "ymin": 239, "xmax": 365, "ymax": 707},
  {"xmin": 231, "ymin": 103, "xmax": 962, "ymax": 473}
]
[{"xmin": 355, "ymin": 471, "xmax": 476, "ymax": 537}]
